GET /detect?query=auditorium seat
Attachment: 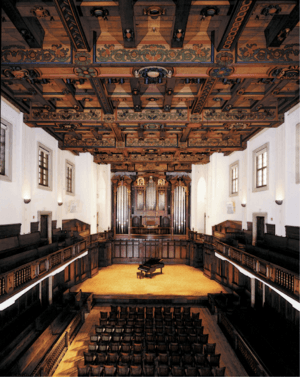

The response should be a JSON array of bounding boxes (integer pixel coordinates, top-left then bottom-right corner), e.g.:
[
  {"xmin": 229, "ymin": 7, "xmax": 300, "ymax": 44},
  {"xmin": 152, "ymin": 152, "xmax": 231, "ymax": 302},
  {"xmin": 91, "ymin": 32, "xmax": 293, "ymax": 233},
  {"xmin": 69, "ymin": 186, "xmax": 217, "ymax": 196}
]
[
  {"xmin": 90, "ymin": 334, "xmax": 101, "ymax": 343},
  {"xmin": 145, "ymin": 342, "xmax": 156, "ymax": 353},
  {"xmin": 130, "ymin": 365, "xmax": 142, "ymax": 376},
  {"xmin": 212, "ymin": 366, "xmax": 226, "ymax": 376},
  {"xmin": 88, "ymin": 343, "xmax": 98, "ymax": 354},
  {"xmin": 204, "ymin": 343, "xmax": 216, "ymax": 355},
  {"xmin": 119, "ymin": 352, "xmax": 131, "ymax": 366},
  {"xmin": 121, "ymin": 343, "xmax": 131, "ymax": 354},
  {"xmin": 192, "ymin": 343, "xmax": 203, "ymax": 355},
  {"xmin": 109, "ymin": 343, "xmax": 121, "ymax": 353},
  {"xmin": 143, "ymin": 364, "xmax": 155, "ymax": 376},
  {"xmin": 158, "ymin": 353, "xmax": 168, "ymax": 366},
  {"xmin": 172, "ymin": 366, "xmax": 185, "ymax": 376},
  {"xmin": 98, "ymin": 343, "xmax": 108, "ymax": 354},
  {"xmin": 132, "ymin": 343, "xmax": 143, "ymax": 354},
  {"xmin": 117, "ymin": 364, "xmax": 130, "ymax": 376},
  {"xmin": 144, "ymin": 352, "xmax": 156, "ymax": 366},
  {"xmin": 107, "ymin": 352, "xmax": 119, "ymax": 366},
  {"xmin": 169, "ymin": 354, "xmax": 181, "ymax": 367},
  {"xmin": 100, "ymin": 311, "xmax": 108, "ymax": 319},
  {"xmin": 77, "ymin": 365, "xmax": 90, "ymax": 376},
  {"xmin": 198, "ymin": 334, "xmax": 209, "ymax": 344},
  {"xmin": 84, "ymin": 352, "xmax": 94, "ymax": 365},
  {"xmin": 181, "ymin": 343, "xmax": 192, "ymax": 355},
  {"xmin": 182, "ymin": 353, "xmax": 194, "ymax": 367},
  {"xmin": 95, "ymin": 353, "xmax": 107, "ymax": 365},
  {"xmin": 157, "ymin": 343, "xmax": 168, "ymax": 354},
  {"xmin": 112, "ymin": 334, "xmax": 122, "ymax": 343},
  {"xmin": 103, "ymin": 365, "xmax": 116, "ymax": 376},
  {"xmin": 158, "ymin": 364, "xmax": 169, "ymax": 376},
  {"xmin": 195, "ymin": 353, "xmax": 207, "ymax": 367},
  {"xmin": 185, "ymin": 366, "xmax": 198, "ymax": 376},
  {"xmin": 90, "ymin": 365, "xmax": 104, "ymax": 376},
  {"xmin": 208, "ymin": 354, "xmax": 221, "ymax": 368},
  {"xmin": 192, "ymin": 312, "xmax": 200, "ymax": 321},
  {"xmin": 198, "ymin": 366, "xmax": 212, "ymax": 376},
  {"xmin": 131, "ymin": 354, "xmax": 142, "ymax": 366}
]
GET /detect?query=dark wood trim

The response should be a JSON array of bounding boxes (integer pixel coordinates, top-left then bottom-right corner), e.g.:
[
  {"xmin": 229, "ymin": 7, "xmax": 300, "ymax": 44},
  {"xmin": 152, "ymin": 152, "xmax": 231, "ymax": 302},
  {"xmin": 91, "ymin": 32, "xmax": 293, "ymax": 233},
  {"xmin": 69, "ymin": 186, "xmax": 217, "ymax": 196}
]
[
  {"xmin": 118, "ymin": 0, "xmax": 136, "ymax": 48},
  {"xmin": 171, "ymin": 0, "xmax": 192, "ymax": 48},
  {"xmin": 89, "ymin": 78, "xmax": 114, "ymax": 114},
  {"xmin": 191, "ymin": 79, "xmax": 217, "ymax": 114}
]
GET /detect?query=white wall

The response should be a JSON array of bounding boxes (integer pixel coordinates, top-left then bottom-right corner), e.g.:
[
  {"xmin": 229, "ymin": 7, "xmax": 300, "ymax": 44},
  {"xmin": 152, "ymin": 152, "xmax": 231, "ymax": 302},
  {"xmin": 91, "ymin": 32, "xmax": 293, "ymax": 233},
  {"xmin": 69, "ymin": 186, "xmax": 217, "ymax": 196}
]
[
  {"xmin": 191, "ymin": 103, "xmax": 300, "ymax": 236},
  {"xmin": 0, "ymin": 98, "xmax": 111, "ymax": 235}
]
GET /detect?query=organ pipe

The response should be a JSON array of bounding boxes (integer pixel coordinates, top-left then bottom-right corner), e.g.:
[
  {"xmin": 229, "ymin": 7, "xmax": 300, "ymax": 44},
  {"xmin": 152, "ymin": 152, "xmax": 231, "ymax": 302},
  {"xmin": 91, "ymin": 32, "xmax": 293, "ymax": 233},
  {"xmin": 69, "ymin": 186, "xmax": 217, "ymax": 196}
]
[
  {"xmin": 117, "ymin": 185, "xmax": 129, "ymax": 234},
  {"xmin": 173, "ymin": 186, "xmax": 186, "ymax": 234}
]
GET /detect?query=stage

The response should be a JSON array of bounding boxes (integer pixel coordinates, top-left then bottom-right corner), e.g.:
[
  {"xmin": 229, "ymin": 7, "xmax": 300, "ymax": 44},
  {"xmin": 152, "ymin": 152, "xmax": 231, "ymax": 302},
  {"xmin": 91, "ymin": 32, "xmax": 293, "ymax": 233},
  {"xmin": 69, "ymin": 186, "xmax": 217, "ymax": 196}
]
[{"xmin": 71, "ymin": 265, "xmax": 231, "ymax": 303}]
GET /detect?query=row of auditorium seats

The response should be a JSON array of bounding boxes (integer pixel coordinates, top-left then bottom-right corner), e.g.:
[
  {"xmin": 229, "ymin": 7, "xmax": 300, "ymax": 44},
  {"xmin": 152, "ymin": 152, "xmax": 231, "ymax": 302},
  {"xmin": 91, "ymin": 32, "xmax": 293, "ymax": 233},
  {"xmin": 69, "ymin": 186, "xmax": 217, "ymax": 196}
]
[{"xmin": 77, "ymin": 306, "xmax": 226, "ymax": 376}]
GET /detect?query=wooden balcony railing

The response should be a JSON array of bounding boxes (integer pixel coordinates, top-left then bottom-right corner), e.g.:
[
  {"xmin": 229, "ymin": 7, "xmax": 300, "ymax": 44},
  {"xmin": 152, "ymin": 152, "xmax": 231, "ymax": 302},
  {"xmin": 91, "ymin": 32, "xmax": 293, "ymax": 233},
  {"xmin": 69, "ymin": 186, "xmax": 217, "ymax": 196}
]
[{"xmin": 211, "ymin": 238, "xmax": 299, "ymax": 299}]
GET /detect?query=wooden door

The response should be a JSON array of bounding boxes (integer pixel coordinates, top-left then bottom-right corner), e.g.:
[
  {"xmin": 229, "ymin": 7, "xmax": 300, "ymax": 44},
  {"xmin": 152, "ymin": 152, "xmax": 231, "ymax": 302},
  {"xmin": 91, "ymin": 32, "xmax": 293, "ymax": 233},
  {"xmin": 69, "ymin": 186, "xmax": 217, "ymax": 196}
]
[
  {"xmin": 41, "ymin": 215, "xmax": 48, "ymax": 239},
  {"xmin": 256, "ymin": 217, "xmax": 264, "ymax": 241}
]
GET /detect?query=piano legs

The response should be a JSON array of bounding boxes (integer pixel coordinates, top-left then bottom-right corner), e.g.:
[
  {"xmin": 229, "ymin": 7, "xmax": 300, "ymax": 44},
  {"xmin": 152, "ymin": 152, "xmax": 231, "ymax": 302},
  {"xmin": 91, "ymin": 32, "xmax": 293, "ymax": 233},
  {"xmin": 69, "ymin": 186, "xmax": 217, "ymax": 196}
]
[{"xmin": 137, "ymin": 271, "xmax": 144, "ymax": 279}]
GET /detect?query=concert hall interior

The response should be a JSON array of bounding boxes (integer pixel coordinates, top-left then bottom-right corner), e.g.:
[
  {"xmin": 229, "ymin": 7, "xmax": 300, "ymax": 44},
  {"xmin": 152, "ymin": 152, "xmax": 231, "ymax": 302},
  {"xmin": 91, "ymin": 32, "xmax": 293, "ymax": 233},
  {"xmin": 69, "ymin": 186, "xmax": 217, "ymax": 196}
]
[{"xmin": 0, "ymin": 0, "xmax": 299, "ymax": 376}]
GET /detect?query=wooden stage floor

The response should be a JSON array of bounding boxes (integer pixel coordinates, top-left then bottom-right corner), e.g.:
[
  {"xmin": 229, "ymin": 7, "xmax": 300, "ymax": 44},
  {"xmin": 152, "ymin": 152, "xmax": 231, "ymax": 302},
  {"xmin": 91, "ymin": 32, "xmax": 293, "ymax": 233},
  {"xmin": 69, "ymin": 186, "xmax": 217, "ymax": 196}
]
[{"xmin": 71, "ymin": 265, "xmax": 231, "ymax": 299}]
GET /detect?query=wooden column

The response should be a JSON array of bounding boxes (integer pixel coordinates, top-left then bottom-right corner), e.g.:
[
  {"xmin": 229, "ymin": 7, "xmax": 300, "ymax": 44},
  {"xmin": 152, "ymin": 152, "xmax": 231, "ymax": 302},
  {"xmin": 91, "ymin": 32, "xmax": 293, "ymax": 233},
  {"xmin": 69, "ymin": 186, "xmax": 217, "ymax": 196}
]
[
  {"xmin": 185, "ymin": 186, "xmax": 189, "ymax": 238},
  {"xmin": 113, "ymin": 184, "xmax": 117, "ymax": 235},
  {"xmin": 251, "ymin": 277, "xmax": 255, "ymax": 308},
  {"xmin": 48, "ymin": 276, "xmax": 53, "ymax": 305},
  {"xmin": 262, "ymin": 283, "xmax": 265, "ymax": 307}
]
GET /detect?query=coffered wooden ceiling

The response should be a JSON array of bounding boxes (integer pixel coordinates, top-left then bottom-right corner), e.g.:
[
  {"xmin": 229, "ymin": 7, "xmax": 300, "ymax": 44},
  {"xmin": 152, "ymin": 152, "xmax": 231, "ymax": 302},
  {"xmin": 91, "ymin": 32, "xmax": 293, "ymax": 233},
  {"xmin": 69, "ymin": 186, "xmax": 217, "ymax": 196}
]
[{"xmin": 1, "ymin": 0, "xmax": 299, "ymax": 172}]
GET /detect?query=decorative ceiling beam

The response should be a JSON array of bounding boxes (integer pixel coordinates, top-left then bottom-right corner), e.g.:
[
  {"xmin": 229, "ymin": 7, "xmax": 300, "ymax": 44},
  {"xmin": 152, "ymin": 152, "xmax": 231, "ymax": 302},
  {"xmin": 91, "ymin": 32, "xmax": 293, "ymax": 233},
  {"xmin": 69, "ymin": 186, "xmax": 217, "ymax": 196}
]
[
  {"xmin": 138, "ymin": 125, "xmax": 144, "ymax": 140},
  {"xmin": 191, "ymin": 79, "xmax": 217, "ymax": 114},
  {"xmin": 91, "ymin": 128, "xmax": 102, "ymax": 140},
  {"xmin": 89, "ymin": 78, "xmax": 114, "ymax": 114},
  {"xmin": 2, "ymin": 0, "xmax": 44, "ymax": 48},
  {"xmin": 264, "ymin": 3, "xmax": 299, "ymax": 47},
  {"xmin": 130, "ymin": 79, "xmax": 141, "ymax": 112},
  {"xmin": 217, "ymin": 0, "xmax": 257, "ymax": 51},
  {"xmin": 54, "ymin": 79, "xmax": 84, "ymax": 111},
  {"xmin": 118, "ymin": 0, "xmax": 136, "ymax": 48},
  {"xmin": 250, "ymin": 80, "xmax": 287, "ymax": 112},
  {"xmin": 67, "ymin": 130, "xmax": 82, "ymax": 140},
  {"xmin": 110, "ymin": 123, "xmax": 123, "ymax": 142},
  {"xmin": 278, "ymin": 95, "xmax": 300, "ymax": 114},
  {"xmin": 163, "ymin": 78, "xmax": 176, "ymax": 112},
  {"xmin": 171, "ymin": 0, "xmax": 192, "ymax": 48},
  {"xmin": 21, "ymin": 80, "xmax": 56, "ymax": 111},
  {"xmin": 1, "ymin": 83, "xmax": 30, "ymax": 114},
  {"xmin": 53, "ymin": 0, "xmax": 90, "ymax": 51},
  {"xmin": 222, "ymin": 79, "xmax": 252, "ymax": 112},
  {"xmin": 180, "ymin": 125, "xmax": 193, "ymax": 142}
]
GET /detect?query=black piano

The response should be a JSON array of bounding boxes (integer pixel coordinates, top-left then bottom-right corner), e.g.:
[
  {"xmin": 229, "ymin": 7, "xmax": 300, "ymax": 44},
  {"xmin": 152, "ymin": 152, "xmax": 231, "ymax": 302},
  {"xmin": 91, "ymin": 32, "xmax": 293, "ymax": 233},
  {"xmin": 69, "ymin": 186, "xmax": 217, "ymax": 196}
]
[{"xmin": 138, "ymin": 258, "xmax": 164, "ymax": 278}]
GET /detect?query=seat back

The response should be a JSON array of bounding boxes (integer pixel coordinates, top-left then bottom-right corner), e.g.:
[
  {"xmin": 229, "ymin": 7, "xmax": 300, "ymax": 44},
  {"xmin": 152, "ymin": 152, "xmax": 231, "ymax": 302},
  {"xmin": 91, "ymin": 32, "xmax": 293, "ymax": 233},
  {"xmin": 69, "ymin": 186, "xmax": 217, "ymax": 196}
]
[
  {"xmin": 130, "ymin": 365, "xmax": 142, "ymax": 375},
  {"xmin": 144, "ymin": 364, "xmax": 155, "ymax": 376},
  {"xmin": 208, "ymin": 354, "xmax": 221, "ymax": 367},
  {"xmin": 199, "ymin": 366, "xmax": 212, "ymax": 376},
  {"xmin": 77, "ymin": 366, "xmax": 90, "ymax": 376},
  {"xmin": 157, "ymin": 353, "xmax": 168, "ymax": 365},
  {"xmin": 158, "ymin": 365, "xmax": 169, "ymax": 376},
  {"xmin": 192, "ymin": 343, "xmax": 203, "ymax": 354},
  {"xmin": 104, "ymin": 365, "xmax": 116, "ymax": 376},
  {"xmin": 199, "ymin": 334, "xmax": 209, "ymax": 344},
  {"xmin": 204, "ymin": 343, "xmax": 216, "ymax": 355},
  {"xmin": 90, "ymin": 365, "xmax": 103, "ymax": 376},
  {"xmin": 185, "ymin": 366, "xmax": 198, "ymax": 376},
  {"xmin": 144, "ymin": 352, "xmax": 155, "ymax": 364},
  {"xmin": 95, "ymin": 352, "xmax": 107, "ymax": 365},
  {"xmin": 212, "ymin": 366, "xmax": 226, "ymax": 376},
  {"xmin": 195, "ymin": 353, "xmax": 207, "ymax": 366},
  {"xmin": 117, "ymin": 365, "xmax": 129, "ymax": 376},
  {"xmin": 172, "ymin": 366, "xmax": 185, "ymax": 376},
  {"xmin": 84, "ymin": 352, "xmax": 94, "ymax": 365},
  {"xmin": 131, "ymin": 354, "xmax": 142, "ymax": 365}
]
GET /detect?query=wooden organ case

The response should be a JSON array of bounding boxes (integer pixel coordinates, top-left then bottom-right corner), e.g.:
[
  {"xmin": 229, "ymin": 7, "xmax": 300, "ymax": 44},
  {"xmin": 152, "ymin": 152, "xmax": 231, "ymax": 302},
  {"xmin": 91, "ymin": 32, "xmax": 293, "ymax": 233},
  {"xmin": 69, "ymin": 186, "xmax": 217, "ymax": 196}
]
[{"xmin": 112, "ymin": 174, "xmax": 191, "ymax": 237}]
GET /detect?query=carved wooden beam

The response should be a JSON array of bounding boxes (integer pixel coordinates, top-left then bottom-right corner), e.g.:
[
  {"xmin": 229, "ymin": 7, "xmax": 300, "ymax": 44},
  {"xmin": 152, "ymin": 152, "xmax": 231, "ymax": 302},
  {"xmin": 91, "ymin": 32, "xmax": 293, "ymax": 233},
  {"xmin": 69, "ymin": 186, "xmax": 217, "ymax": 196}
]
[
  {"xmin": 163, "ymin": 78, "xmax": 176, "ymax": 112},
  {"xmin": 1, "ymin": 83, "xmax": 30, "ymax": 114},
  {"xmin": 180, "ymin": 125, "xmax": 193, "ymax": 142},
  {"xmin": 191, "ymin": 79, "xmax": 217, "ymax": 114},
  {"xmin": 110, "ymin": 123, "xmax": 123, "ymax": 142},
  {"xmin": 278, "ymin": 95, "xmax": 300, "ymax": 114},
  {"xmin": 171, "ymin": 0, "xmax": 192, "ymax": 48},
  {"xmin": 222, "ymin": 79, "xmax": 252, "ymax": 112},
  {"xmin": 53, "ymin": 0, "xmax": 90, "ymax": 51},
  {"xmin": 264, "ymin": 3, "xmax": 299, "ymax": 47},
  {"xmin": 217, "ymin": 0, "xmax": 257, "ymax": 51},
  {"xmin": 250, "ymin": 80, "xmax": 287, "ymax": 112},
  {"xmin": 67, "ymin": 130, "xmax": 82, "ymax": 140},
  {"xmin": 130, "ymin": 78, "xmax": 141, "ymax": 112},
  {"xmin": 89, "ymin": 78, "xmax": 114, "ymax": 114},
  {"xmin": 21, "ymin": 80, "xmax": 56, "ymax": 111},
  {"xmin": 118, "ymin": 0, "xmax": 136, "ymax": 48},
  {"xmin": 91, "ymin": 128, "xmax": 102, "ymax": 140},
  {"xmin": 54, "ymin": 79, "xmax": 84, "ymax": 111},
  {"xmin": 2, "ymin": 0, "xmax": 44, "ymax": 48}
]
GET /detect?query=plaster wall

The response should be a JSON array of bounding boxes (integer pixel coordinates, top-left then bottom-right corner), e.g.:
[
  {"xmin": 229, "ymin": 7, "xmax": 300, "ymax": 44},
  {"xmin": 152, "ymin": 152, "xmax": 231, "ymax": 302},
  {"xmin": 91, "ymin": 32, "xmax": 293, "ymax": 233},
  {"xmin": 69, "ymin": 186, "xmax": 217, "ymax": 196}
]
[
  {"xmin": 191, "ymin": 104, "xmax": 300, "ymax": 236},
  {"xmin": 0, "ymin": 98, "xmax": 111, "ymax": 235}
]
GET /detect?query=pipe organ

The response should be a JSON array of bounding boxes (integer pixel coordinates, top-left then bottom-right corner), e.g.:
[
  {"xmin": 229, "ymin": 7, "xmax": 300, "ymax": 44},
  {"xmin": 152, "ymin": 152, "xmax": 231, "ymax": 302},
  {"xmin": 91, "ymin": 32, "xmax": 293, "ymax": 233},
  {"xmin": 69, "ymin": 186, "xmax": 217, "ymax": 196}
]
[{"xmin": 111, "ymin": 174, "xmax": 190, "ymax": 236}]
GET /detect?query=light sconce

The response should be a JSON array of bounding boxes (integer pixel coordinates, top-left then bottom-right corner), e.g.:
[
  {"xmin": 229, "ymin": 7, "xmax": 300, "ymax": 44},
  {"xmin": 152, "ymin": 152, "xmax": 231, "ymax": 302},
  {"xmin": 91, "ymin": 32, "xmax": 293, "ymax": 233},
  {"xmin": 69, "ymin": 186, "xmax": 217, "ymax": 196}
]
[
  {"xmin": 91, "ymin": 7, "xmax": 109, "ymax": 20},
  {"xmin": 58, "ymin": 202, "xmax": 63, "ymax": 206},
  {"xmin": 200, "ymin": 6, "xmax": 220, "ymax": 18},
  {"xmin": 124, "ymin": 29, "xmax": 134, "ymax": 42},
  {"xmin": 275, "ymin": 200, "xmax": 283, "ymax": 205},
  {"xmin": 24, "ymin": 199, "xmax": 31, "ymax": 204},
  {"xmin": 241, "ymin": 203, "xmax": 246, "ymax": 208}
]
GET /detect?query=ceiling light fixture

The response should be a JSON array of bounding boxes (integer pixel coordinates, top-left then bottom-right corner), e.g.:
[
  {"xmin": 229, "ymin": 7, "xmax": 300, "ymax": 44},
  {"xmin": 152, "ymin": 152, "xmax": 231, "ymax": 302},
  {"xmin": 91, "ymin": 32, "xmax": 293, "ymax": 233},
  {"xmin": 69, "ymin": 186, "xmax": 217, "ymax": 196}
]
[{"xmin": 91, "ymin": 7, "xmax": 109, "ymax": 20}]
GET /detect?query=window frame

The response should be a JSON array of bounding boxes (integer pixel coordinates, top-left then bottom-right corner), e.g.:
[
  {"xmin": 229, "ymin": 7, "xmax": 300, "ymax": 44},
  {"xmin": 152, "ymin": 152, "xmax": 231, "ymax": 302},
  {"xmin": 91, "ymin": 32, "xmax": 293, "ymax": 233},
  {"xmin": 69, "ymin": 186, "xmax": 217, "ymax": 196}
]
[
  {"xmin": 252, "ymin": 143, "xmax": 269, "ymax": 192},
  {"xmin": 37, "ymin": 142, "xmax": 53, "ymax": 191},
  {"xmin": 0, "ymin": 119, "xmax": 13, "ymax": 182},
  {"xmin": 229, "ymin": 160, "xmax": 239, "ymax": 197},
  {"xmin": 65, "ymin": 159, "xmax": 75, "ymax": 195}
]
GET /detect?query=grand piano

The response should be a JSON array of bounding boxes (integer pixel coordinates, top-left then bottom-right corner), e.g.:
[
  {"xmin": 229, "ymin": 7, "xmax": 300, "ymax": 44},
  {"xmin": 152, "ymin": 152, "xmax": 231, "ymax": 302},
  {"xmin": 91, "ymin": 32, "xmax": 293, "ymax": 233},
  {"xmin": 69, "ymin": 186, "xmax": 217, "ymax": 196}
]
[{"xmin": 138, "ymin": 258, "xmax": 164, "ymax": 278}]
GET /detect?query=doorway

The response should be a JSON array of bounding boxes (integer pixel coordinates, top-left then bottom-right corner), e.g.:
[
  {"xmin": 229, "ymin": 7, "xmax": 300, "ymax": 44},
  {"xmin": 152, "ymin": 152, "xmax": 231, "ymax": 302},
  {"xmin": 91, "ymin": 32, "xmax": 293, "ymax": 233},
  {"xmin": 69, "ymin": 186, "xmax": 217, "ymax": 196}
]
[
  {"xmin": 256, "ymin": 217, "xmax": 265, "ymax": 241},
  {"xmin": 38, "ymin": 211, "xmax": 52, "ymax": 244},
  {"xmin": 40, "ymin": 215, "xmax": 48, "ymax": 239},
  {"xmin": 252, "ymin": 212, "xmax": 267, "ymax": 246}
]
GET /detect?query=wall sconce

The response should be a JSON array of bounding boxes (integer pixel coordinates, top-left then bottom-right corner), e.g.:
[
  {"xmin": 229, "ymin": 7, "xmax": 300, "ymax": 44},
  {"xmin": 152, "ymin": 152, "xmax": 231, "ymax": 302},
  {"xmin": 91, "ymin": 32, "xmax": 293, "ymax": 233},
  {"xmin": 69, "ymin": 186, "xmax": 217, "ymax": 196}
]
[
  {"xmin": 91, "ymin": 7, "xmax": 109, "ymax": 20},
  {"xmin": 24, "ymin": 199, "xmax": 31, "ymax": 204},
  {"xmin": 124, "ymin": 29, "xmax": 134, "ymax": 42},
  {"xmin": 275, "ymin": 200, "xmax": 283, "ymax": 205},
  {"xmin": 241, "ymin": 203, "xmax": 246, "ymax": 207},
  {"xmin": 58, "ymin": 202, "xmax": 63, "ymax": 206}
]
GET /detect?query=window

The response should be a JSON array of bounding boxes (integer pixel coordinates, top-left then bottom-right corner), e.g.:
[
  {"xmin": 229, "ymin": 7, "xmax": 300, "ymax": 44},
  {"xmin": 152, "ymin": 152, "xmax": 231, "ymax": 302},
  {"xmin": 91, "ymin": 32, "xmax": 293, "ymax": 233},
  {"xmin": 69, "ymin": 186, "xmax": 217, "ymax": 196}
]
[
  {"xmin": 0, "ymin": 120, "xmax": 13, "ymax": 182},
  {"xmin": 66, "ymin": 160, "xmax": 75, "ymax": 195},
  {"xmin": 37, "ymin": 143, "xmax": 52, "ymax": 190},
  {"xmin": 229, "ymin": 161, "xmax": 239, "ymax": 197},
  {"xmin": 253, "ymin": 143, "xmax": 269, "ymax": 192}
]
